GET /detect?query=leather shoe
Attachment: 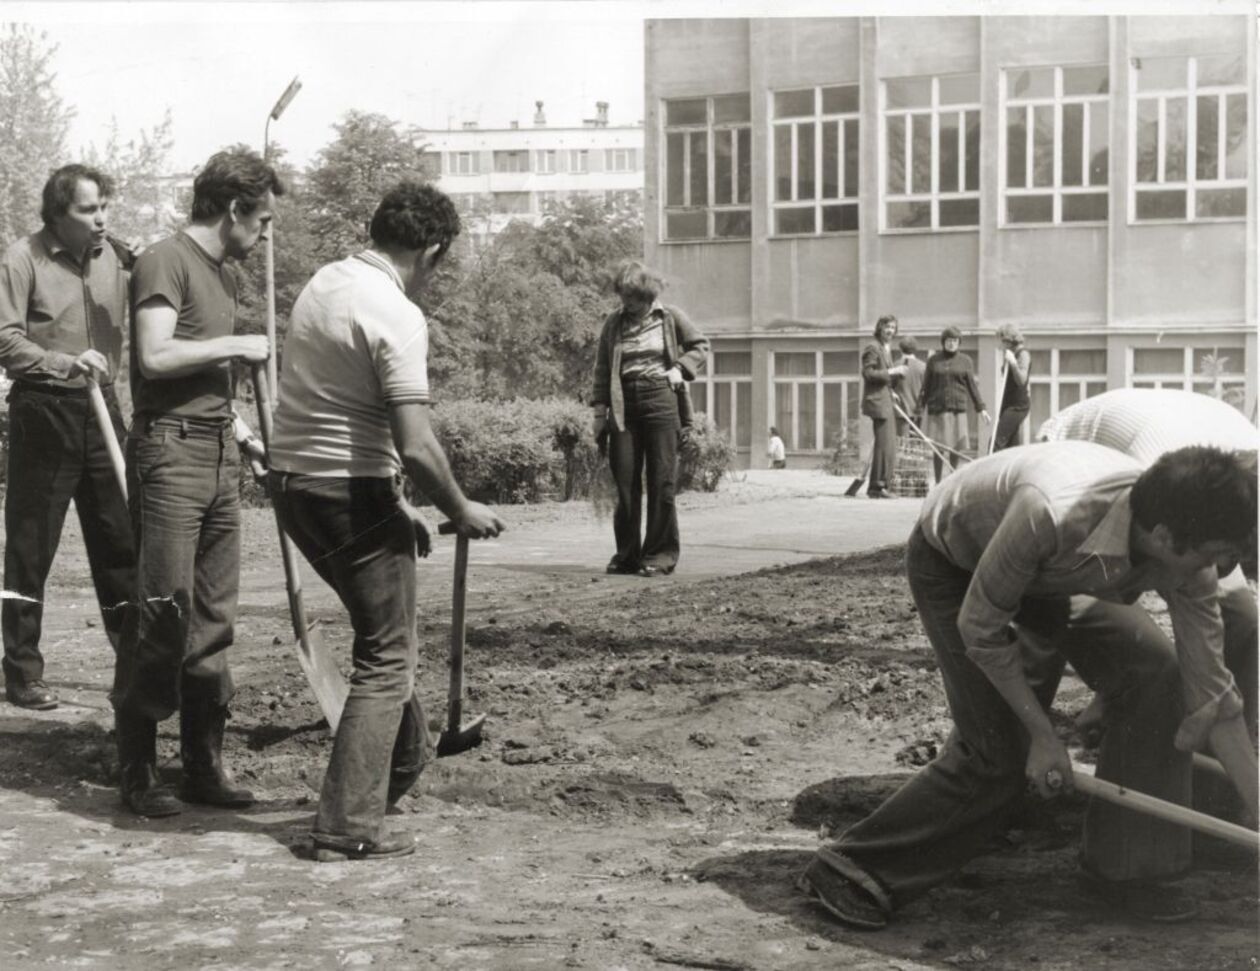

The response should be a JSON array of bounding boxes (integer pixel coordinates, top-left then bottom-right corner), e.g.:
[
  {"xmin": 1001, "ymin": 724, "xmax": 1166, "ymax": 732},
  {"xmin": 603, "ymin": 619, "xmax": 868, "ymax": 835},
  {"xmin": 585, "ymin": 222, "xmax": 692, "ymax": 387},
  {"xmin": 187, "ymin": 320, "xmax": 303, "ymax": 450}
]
[
  {"xmin": 797, "ymin": 858, "xmax": 888, "ymax": 929},
  {"xmin": 6, "ymin": 679, "xmax": 58, "ymax": 710},
  {"xmin": 311, "ymin": 832, "xmax": 417, "ymax": 862},
  {"xmin": 121, "ymin": 762, "xmax": 183, "ymax": 818},
  {"xmin": 868, "ymin": 489, "xmax": 898, "ymax": 500},
  {"xmin": 606, "ymin": 560, "xmax": 637, "ymax": 575}
]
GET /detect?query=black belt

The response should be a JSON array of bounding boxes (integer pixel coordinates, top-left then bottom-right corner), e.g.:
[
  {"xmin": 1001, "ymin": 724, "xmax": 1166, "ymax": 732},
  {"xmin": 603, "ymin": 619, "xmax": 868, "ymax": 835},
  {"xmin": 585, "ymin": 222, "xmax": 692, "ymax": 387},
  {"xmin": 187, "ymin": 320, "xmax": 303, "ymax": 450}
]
[
  {"xmin": 11, "ymin": 381, "xmax": 95, "ymax": 398},
  {"xmin": 142, "ymin": 415, "xmax": 233, "ymax": 439}
]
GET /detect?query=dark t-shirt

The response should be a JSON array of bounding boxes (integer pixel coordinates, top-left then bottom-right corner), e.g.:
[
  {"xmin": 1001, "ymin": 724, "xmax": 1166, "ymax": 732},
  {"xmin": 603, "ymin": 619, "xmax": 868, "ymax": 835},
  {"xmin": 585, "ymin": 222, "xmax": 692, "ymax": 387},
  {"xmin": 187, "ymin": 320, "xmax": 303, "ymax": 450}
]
[{"xmin": 129, "ymin": 232, "xmax": 236, "ymax": 420}]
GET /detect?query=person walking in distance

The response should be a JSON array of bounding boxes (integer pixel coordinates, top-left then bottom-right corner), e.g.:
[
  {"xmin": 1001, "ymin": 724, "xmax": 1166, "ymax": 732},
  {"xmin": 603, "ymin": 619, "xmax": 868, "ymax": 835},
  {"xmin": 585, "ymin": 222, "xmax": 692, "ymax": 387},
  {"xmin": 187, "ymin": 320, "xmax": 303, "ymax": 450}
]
[
  {"xmin": 0, "ymin": 164, "xmax": 136, "ymax": 711},
  {"xmin": 112, "ymin": 148, "xmax": 283, "ymax": 818},
  {"xmin": 991, "ymin": 323, "xmax": 1031, "ymax": 451},
  {"xmin": 767, "ymin": 427, "xmax": 786, "ymax": 469}
]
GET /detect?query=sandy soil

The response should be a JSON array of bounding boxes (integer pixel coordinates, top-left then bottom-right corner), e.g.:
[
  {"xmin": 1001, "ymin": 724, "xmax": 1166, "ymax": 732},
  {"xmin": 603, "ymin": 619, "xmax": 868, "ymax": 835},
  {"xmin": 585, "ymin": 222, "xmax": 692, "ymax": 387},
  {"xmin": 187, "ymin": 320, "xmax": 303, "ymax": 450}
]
[{"xmin": 0, "ymin": 491, "xmax": 1256, "ymax": 970}]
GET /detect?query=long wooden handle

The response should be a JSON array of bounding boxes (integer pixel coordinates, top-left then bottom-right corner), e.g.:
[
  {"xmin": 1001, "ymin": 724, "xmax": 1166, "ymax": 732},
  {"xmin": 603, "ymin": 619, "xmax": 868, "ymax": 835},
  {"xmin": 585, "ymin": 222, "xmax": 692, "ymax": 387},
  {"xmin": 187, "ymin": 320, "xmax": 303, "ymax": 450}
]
[
  {"xmin": 1073, "ymin": 768, "xmax": 1258, "ymax": 851},
  {"xmin": 86, "ymin": 378, "xmax": 127, "ymax": 502},
  {"xmin": 988, "ymin": 360, "xmax": 1007, "ymax": 454},
  {"xmin": 447, "ymin": 533, "xmax": 469, "ymax": 734}
]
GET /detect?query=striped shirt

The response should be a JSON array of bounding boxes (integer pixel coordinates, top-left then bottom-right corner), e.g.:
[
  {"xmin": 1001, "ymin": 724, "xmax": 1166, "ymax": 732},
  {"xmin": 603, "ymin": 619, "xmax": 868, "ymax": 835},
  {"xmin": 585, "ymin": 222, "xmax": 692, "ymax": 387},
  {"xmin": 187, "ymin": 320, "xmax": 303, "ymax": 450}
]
[{"xmin": 920, "ymin": 441, "xmax": 1237, "ymax": 749}]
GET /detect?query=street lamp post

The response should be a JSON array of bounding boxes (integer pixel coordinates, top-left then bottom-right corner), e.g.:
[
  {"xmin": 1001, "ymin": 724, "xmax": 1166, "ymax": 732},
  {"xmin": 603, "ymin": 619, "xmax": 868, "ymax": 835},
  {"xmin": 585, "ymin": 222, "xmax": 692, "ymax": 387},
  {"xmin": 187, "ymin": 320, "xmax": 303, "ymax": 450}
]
[{"xmin": 263, "ymin": 75, "xmax": 302, "ymax": 402}]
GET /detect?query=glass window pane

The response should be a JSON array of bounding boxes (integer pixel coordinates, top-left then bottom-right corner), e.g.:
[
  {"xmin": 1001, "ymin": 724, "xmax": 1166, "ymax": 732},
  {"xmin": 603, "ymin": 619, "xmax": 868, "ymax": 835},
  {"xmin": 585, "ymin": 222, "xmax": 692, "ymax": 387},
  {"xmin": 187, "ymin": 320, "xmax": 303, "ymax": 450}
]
[
  {"xmin": 1007, "ymin": 106, "xmax": 1027, "ymax": 188},
  {"xmin": 737, "ymin": 128, "xmax": 752, "ymax": 204},
  {"xmin": 822, "ymin": 204, "xmax": 858, "ymax": 232},
  {"xmin": 774, "ymin": 207, "xmax": 815, "ymax": 235},
  {"xmin": 886, "ymin": 115, "xmax": 906, "ymax": 194},
  {"xmin": 666, "ymin": 132, "xmax": 686, "ymax": 205},
  {"xmin": 965, "ymin": 111, "xmax": 980, "ymax": 192},
  {"xmin": 1088, "ymin": 102, "xmax": 1109, "ymax": 186},
  {"xmin": 798, "ymin": 383, "xmax": 817, "ymax": 450},
  {"xmin": 715, "ymin": 383, "xmax": 732, "ymax": 437},
  {"xmin": 887, "ymin": 200, "xmax": 931, "ymax": 228},
  {"xmin": 775, "ymin": 125, "xmax": 793, "ymax": 201},
  {"xmin": 775, "ymin": 352, "xmax": 817, "ymax": 376},
  {"xmin": 939, "ymin": 111, "xmax": 960, "ymax": 192},
  {"xmin": 886, "ymin": 77, "xmax": 931, "ymax": 109},
  {"xmin": 1059, "ymin": 349, "xmax": 1106, "ymax": 374},
  {"xmin": 714, "ymin": 93, "xmax": 750, "ymax": 124},
  {"xmin": 823, "ymin": 85, "xmax": 859, "ymax": 114},
  {"xmin": 774, "ymin": 384, "xmax": 792, "ymax": 443},
  {"xmin": 1030, "ymin": 382, "xmax": 1051, "ymax": 433},
  {"xmin": 1062, "ymin": 102, "xmax": 1084, "ymax": 187},
  {"xmin": 1062, "ymin": 192, "xmax": 1108, "ymax": 222},
  {"xmin": 713, "ymin": 210, "xmax": 751, "ymax": 237},
  {"xmin": 1197, "ymin": 95, "xmax": 1219, "ymax": 181},
  {"xmin": 798, "ymin": 122, "xmax": 815, "ymax": 199},
  {"xmin": 911, "ymin": 113, "xmax": 931, "ymax": 195},
  {"xmin": 1135, "ymin": 99, "xmax": 1159, "ymax": 183},
  {"xmin": 1198, "ymin": 346, "xmax": 1245, "ymax": 373},
  {"xmin": 735, "ymin": 381, "xmax": 751, "ymax": 447},
  {"xmin": 823, "ymin": 351, "xmax": 860, "ymax": 374},
  {"xmin": 1165, "ymin": 97, "xmax": 1186, "ymax": 181},
  {"xmin": 1085, "ymin": 382, "xmax": 1107, "ymax": 399},
  {"xmin": 1059, "ymin": 382, "xmax": 1083, "ymax": 410},
  {"xmin": 822, "ymin": 121, "xmax": 839, "ymax": 198},
  {"xmin": 823, "ymin": 383, "xmax": 846, "ymax": 449},
  {"xmin": 665, "ymin": 210, "xmax": 708, "ymax": 239},
  {"xmin": 1007, "ymin": 195, "xmax": 1053, "ymax": 223},
  {"xmin": 1135, "ymin": 56, "xmax": 1187, "ymax": 92},
  {"xmin": 939, "ymin": 74, "xmax": 979, "ymax": 104},
  {"xmin": 939, "ymin": 198, "xmax": 979, "ymax": 227},
  {"xmin": 1195, "ymin": 187, "xmax": 1246, "ymax": 219},
  {"xmin": 774, "ymin": 89, "xmax": 814, "ymax": 118},
  {"xmin": 844, "ymin": 119, "xmax": 860, "ymax": 197},
  {"xmin": 666, "ymin": 98, "xmax": 707, "ymax": 126},
  {"xmin": 1135, "ymin": 189, "xmax": 1186, "ymax": 220},
  {"xmin": 1063, "ymin": 65, "xmax": 1109, "ymax": 96},
  {"xmin": 715, "ymin": 129, "xmax": 734, "ymax": 205},
  {"xmin": 714, "ymin": 351, "xmax": 752, "ymax": 375},
  {"xmin": 1134, "ymin": 347, "xmax": 1184, "ymax": 374},
  {"xmin": 1225, "ymin": 93, "xmax": 1247, "ymax": 180},
  {"xmin": 1007, "ymin": 68, "xmax": 1054, "ymax": 100},
  {"xmin": 690, "ymin": 133, "xmax": 708, "ymax": 206},
  {"xmin": 1197, "ymin": 53, "xmax": 1245, "ymax": 87},
  {"xmin": 1032, "ymin": 104, "xmax": 1055, "ymax": 188},
  {"xmin": 692, "ymin": 381, "xmax": 708, "ymax": 416},
  {"xmin": 1028, "ymin": 350, "xmax": 1052, "ymax": 372}
]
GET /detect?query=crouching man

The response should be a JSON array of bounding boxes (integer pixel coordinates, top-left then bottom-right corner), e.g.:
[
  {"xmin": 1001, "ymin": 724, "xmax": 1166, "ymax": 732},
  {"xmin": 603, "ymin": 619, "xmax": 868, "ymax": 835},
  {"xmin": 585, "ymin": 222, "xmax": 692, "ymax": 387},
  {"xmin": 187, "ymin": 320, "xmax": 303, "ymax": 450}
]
[
  {"xmin": 267, "ymin": 181, "xmax": 504, "ymax": 861},
  {"xmin": 799, "ymin": 443, "xmax": 1257, "ymax": 926}
]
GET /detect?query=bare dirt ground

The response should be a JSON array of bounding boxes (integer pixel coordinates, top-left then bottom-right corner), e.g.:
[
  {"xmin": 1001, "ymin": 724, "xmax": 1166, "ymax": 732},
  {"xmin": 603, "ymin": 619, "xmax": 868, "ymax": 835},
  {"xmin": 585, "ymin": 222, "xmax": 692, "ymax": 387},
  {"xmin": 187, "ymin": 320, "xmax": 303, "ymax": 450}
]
[{"xmin": 0, "ymin": 481, "xmax": 1256, "ymax": 970}]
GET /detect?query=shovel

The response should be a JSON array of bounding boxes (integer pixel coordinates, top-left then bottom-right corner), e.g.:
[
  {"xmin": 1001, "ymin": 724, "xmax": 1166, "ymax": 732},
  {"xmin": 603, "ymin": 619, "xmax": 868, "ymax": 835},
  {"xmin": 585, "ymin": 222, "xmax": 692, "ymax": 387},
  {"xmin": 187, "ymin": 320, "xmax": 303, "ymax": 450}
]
[
  {"xmin": 250, "ymin": 364, "xmax": 350, "ymax": 732},
  {"xmin": 435, "ymin": 521, "xmax": 486, "ymax": 756},
  {"xmin": 86, "ymin": 377, "xmax": 127, "ymax": 502}
]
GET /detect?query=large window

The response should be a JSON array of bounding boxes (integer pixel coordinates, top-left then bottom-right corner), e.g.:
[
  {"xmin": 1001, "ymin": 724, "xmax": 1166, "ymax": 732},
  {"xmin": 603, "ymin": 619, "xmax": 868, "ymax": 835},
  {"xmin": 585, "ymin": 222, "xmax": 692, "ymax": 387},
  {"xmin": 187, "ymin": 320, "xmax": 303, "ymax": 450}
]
[
  {"xmin": 771, "ymin": 85, "xmax": 860, "ymax": 235},
  {"xmin": 1132, "ymin": 53, "xmax": 1248, "ymax": 221},
  {"xmin": 882, "ymin": 74, "xmax": 980, "ymax": 230},
  {"xmin": 536, "ymin": 150, "xmax": 558, "ymax": 174},
  {"xmin": 1027, "ymin": 348, "xmax": 1108, "ymax": 439},
  {"xmin": 693, "ymin": 350, "xmax": 753, "ymax": 449},
  {"xmin": 1001, "ymin": 65, "xmax": 1109, "ymax": 225},
  {"xmin": 569, "ymin": 149, "xmax": 590, "ymax": 174},
  {"xmin": 1130, "ymin": 343, "xmax": 1247, "ymax": 408},
  {"xmin": 605, "ymin": 148, "xmax": 636, "ymax": 172},
  {"xmin": 493, "ymin": 151, "xmax": 530, "ymax": 173},
  {"xmin": 771, "ymin": 350, "xmax": 860, "ymax": 451},
  {"xmin": 663, "ymin": 94, "xmax": 752, "ymax": 241},
  {"xmin": 450, "ymin": 152, "xmax": 479, "ymax": 176}
]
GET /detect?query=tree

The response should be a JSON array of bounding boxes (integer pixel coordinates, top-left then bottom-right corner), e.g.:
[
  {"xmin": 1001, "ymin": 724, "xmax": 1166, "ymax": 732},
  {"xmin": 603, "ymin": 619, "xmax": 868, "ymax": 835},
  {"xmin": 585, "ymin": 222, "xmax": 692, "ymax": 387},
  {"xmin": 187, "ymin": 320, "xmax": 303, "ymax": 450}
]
[
  {"xmin": 84, "ymin": 110, "xmax": 177, "ymax": 243},
  {"xmin": 0, "ymin": 25, "xmax": 72, "ymax": 246}
]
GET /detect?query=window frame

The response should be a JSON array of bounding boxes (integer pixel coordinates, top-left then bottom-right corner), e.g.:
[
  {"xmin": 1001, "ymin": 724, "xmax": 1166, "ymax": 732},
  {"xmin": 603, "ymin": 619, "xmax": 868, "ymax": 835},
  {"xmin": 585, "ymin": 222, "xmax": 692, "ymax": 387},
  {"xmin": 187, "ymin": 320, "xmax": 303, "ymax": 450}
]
[
  {"xmin": 569, "ymin": 149, "xmax": 590, "ymax": 174},
  {"xmin": 769, "ymin": 349, "xmax": 861, "ymax": 452},
  {"xmin": 1126, "ymin": 343, "xmax": 1247, "ymax": 398},
  {"xmin": 1023, "ymin": 347, "xmax": 1109, "ymax": 444},
  {"xmin": 536, "ymin": 149, "xmax": 558, "ymax": 175},
  {"xmin": 450, "ymin": 151, "xmax": 479, "ymax": 176},
  {"xmin": 661, "ymin": 93, "xmax": 753, "ymax": 243},
  {"xmin": 769, "ymin": 84, "xmax": 861, "ymax": 238},
  {"xmin": 1128, "ymin": 53, "xmax": 1249, "ymax": 224},
  {"xmin": 605, "ymin": 148, "xmax": 635, "ymax": 172},
  {"xmin": 693, "ymin": 348, "xmax": 754, "ymax": 450}
]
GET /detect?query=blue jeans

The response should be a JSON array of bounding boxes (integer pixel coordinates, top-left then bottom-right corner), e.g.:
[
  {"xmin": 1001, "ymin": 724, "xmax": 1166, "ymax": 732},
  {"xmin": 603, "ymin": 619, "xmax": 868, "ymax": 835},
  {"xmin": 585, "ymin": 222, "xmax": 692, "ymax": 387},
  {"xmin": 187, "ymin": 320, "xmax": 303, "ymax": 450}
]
[
  {"xmin": 609, "ymin": 376, "xmax": 680, "ymax": 570},
  {"xmin": 269, "ymin": 472, "xmax": 418, "ymax": 843},
  {"xmin": 820, "ymin": 524, "xmax": 1191, "ymax": 910},
  {"xmin": 112, "ymin": 417, "xmax": 240, "ymax": 720},
  {"xmin": 3, "ymin": 384, "xmax": 135, "ymax": 686}
]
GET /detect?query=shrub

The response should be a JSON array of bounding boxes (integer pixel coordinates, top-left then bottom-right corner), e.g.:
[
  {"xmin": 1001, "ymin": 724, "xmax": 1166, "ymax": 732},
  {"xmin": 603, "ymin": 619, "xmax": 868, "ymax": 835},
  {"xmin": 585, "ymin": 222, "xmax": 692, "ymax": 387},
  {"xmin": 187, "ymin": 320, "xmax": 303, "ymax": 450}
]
[
  {"xmin": 823, "ymin": 420, "xmax": 863, "ymax": 477},
  {"xmin": 677, "ymin": 412, "xmax": 734, "ymax": 493}
]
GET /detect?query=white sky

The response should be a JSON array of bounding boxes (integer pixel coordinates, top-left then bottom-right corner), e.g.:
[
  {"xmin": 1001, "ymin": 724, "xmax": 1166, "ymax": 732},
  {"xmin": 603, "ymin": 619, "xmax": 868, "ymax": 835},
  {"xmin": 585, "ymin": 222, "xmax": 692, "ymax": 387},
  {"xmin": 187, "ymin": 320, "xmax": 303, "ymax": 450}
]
[{"xmin": 4, "ymin": 0, "xmax": 1246, "ymax": 173}]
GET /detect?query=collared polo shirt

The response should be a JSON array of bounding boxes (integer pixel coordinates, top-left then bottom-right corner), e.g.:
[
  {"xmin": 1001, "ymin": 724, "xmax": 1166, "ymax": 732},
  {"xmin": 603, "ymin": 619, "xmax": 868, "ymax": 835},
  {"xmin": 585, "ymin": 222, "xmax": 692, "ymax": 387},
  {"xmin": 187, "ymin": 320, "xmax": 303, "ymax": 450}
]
[
  {"xmin": 269, "ymin": 250, "xmax": 431, "ymax": 478},
  {"xmin": 0, "ymin": 227, "xmax": 126, "ymax": 389},
  {"xmin": 919, "ymin": 441, "xmax": 1239, "ymax": 749}
]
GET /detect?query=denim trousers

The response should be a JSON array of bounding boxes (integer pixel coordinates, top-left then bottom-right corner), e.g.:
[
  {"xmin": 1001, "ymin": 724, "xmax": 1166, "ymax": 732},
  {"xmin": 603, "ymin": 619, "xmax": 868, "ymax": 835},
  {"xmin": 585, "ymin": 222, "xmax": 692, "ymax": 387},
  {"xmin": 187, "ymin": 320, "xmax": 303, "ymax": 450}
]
[
  {"xmin": 269, "ymin": 472, "xmax": 419, "ymax": 843},
  {"xmin": 609, "ymin": 376, "xmax": 680, "ymax": 570},
  {"xmin": 112, "ymin": 418, "xmax": 239, "ymax": 721},
  {"xmin": 3, "ymin": 385, "xmax": 135, "ymax": 686},
  {"xmin": 992, "ymin": 404, "xmax": 1030, "ymax": 451},
  {"xmin": 822, "ymin": 525, "xmax": 1191, "ymax": 910}
]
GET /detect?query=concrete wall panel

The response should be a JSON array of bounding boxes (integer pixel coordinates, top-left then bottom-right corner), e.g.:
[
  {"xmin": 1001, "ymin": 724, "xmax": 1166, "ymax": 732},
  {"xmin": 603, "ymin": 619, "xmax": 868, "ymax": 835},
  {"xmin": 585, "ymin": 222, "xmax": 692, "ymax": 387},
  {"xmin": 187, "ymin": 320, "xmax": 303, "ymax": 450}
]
[
  {"xmin": 988, "ymin": 228, "xmax": 1107, "ymax": 324},
  {"xmin": 868, "ymin": 234, "xmax": 979, "ymax": 327},
  {"xmin": 877, "ymin": 17, "xmax": 979, "ymax": 78},
  {"xmin": 759, "ymin": 18, "xmax": 861, "ymax": 88},
  {"xmin": 656, "ymin": 244, "xmax": 753, "ymax": 332},
  {"xmin": 1114, "ymin": 224, "xmax": 1247, "ymax": 325},
  {"xmin": 760, "ymin": 238, "xmax": 859, "ymax": 329},
  {"xmin": 985, "ymin": 16, "xmax": 1108, "ymax": 67}
]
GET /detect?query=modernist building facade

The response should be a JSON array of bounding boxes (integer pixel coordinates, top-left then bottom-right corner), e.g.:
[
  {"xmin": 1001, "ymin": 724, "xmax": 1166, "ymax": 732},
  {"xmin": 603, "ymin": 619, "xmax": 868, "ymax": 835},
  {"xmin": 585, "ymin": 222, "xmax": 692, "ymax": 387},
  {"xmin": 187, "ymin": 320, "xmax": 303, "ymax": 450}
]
[
  {"xmin": 644, "ymin": 16, "xmax": 1256, "ymax": 468},
  {"xmin": 418, "ymin": 101, "xmax": 644, "ymax": 244}
]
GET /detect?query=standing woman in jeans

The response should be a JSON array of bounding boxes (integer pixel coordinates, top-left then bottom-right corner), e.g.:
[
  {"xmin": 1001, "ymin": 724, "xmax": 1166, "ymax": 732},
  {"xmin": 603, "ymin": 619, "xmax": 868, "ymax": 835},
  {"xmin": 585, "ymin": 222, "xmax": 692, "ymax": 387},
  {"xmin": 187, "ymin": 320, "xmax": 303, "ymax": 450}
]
[{"xmin": 591, "ymin": 261, "xmax": 709, "ymax": 577}]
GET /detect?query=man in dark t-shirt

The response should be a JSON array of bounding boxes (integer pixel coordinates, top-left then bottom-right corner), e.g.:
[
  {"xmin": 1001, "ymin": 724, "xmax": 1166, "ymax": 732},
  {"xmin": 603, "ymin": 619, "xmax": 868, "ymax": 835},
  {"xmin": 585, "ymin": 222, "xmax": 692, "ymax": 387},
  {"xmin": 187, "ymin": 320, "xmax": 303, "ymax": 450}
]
[{"xmin": 112, "ymin": 148, "xmax": 283, "ymax": 819}]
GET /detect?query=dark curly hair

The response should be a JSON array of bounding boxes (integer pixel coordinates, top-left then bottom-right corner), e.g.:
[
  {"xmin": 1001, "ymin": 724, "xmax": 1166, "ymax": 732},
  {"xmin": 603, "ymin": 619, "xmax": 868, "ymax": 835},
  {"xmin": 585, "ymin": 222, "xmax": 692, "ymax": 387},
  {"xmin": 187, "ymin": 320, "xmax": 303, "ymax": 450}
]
[
  {"xmin": 1131, "ymin": 446, "xmax": 1257, "ymax": 555},
  {"xmin": 873, "ymin": 314, "xmax": 898, "ymax": 339},
  {"xmin": 191, "ymin": 148, "xmax": 286, "ymax": 221},
  {"xmin": 369, "ymin": 180, "xmax": 461, "ymax": 258},
  {"xmin": 41, "ymin": 164, "xmax": 114, "ymax": 225}
]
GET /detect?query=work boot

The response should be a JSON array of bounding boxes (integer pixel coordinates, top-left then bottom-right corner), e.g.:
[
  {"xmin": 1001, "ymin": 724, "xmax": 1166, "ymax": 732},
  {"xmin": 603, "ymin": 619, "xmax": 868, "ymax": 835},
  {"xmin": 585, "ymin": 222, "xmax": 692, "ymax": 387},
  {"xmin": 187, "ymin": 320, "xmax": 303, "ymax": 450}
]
[
  {"xmin": 178, "ymin": 702, "xmax": 254, "ymax": 808},
  {"xmin": 6, "ymin": 678, "xmax": 59, "ymax": 710},
  {"xmin": 116, "ymin": 711, "xmax": 182, "ymax": 818}
]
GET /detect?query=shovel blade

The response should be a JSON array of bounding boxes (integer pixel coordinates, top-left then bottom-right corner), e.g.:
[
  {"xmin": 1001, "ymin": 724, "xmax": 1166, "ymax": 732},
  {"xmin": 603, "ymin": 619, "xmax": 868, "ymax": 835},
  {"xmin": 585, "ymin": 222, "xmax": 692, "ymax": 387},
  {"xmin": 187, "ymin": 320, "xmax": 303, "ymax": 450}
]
[
  {"xmin": 436, "ymin": 712, "xmax": 486, "ymax": 758},
  {"xmin": 293, "ymin": 621, "xmax": 349, "ymax": 733}
]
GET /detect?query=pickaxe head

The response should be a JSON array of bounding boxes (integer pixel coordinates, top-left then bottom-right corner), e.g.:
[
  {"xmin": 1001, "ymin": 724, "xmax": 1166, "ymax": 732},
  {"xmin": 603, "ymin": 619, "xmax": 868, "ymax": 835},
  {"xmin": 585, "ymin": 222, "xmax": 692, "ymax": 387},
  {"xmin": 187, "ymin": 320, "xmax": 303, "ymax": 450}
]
[{"xmin": 436, "ymin": 712, "xmax": 486, "ymax": 757}]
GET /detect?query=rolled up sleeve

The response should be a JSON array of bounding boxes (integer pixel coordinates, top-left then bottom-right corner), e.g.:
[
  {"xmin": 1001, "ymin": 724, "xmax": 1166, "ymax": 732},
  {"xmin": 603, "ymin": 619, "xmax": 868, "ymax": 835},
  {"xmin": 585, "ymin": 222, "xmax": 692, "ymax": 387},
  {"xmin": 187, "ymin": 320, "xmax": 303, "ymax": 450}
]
[{"xmin": 1164, "ymin": 568, "xmax": 1245, "ymax": 751}]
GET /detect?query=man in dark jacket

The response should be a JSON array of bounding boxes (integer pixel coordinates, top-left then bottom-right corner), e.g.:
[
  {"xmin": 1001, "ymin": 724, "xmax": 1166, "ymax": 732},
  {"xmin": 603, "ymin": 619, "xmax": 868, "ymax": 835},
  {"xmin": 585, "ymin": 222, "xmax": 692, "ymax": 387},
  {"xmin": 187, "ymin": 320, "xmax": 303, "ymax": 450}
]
[{"xmin": 860, "ymin": 315, "xmax": 907, "ymax": 499}]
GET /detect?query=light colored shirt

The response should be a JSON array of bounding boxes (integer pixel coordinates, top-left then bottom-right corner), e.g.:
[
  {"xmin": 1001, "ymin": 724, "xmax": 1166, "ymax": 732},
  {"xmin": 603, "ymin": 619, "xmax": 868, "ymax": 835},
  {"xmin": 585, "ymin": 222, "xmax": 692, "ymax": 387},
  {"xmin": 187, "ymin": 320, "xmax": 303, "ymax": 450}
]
[
  {"xmin": 1038, "ymin": 387, "xmax": 1259, "ymax": 462},
  {"xmin": 767, "ymin": 435, "xmax": 785, "ymax": 462},
  {"xmin": 617, "ymin": 301, "xmax": 669, "ymax": 380},
  {"xmin": 270, "ymin": 251, "xmax": 430, "ymax": 478},
  {"xmin": 919, "ymin": 441, "xmax": 1239, "ymax": 750}
]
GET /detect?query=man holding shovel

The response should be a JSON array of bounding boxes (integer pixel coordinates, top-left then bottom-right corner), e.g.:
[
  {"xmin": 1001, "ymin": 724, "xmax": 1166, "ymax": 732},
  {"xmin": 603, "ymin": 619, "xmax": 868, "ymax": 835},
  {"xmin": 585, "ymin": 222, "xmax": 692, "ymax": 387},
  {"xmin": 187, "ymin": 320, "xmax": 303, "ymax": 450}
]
[
  {"xmin": 0, "ymin": 164, "xmax": 136, "ymax": 712},
  {"xmin": 113, "ymin": 149, "xmax": 283, "ymax": 818},
  {"xmin": 267, "ymin": 180, "xmax": 503, "ymax": 862},
  {"xmin": 800, "ymin": 442, "xmax": 1257, "ymax": 926}
]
